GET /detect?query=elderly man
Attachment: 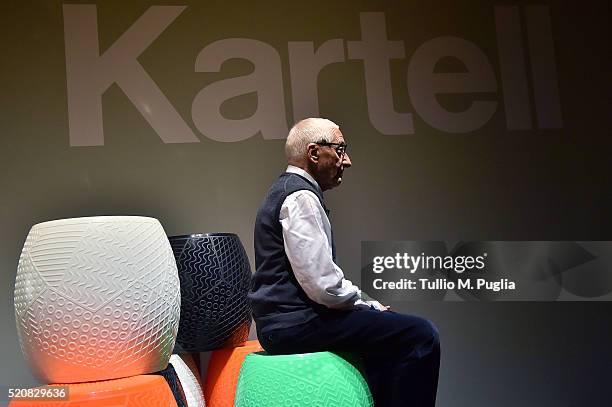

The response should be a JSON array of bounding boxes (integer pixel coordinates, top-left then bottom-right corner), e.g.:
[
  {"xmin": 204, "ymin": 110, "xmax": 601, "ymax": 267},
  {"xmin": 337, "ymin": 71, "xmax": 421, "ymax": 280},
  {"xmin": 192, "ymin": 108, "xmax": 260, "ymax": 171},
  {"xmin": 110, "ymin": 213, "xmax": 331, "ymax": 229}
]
[{"xmin": 249, "ymin": 118, "xmax": 440, "ymax": 407}]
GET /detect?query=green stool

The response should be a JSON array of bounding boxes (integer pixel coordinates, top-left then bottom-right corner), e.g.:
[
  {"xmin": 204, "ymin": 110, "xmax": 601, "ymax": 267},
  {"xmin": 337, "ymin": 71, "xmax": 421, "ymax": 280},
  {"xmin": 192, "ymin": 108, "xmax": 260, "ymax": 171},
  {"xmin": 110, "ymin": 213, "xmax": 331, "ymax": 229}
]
[{"xmin": 235, "ymin": 351, "xmax": 373, "ymax": 407}]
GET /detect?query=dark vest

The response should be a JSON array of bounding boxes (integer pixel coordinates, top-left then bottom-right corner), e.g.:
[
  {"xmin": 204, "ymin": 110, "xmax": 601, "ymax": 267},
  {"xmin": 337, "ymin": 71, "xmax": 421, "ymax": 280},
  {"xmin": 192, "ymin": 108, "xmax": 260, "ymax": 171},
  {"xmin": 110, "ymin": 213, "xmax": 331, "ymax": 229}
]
[{"xmin": 249, "ymin": 172, "xmax": 335, "ymax": 333}]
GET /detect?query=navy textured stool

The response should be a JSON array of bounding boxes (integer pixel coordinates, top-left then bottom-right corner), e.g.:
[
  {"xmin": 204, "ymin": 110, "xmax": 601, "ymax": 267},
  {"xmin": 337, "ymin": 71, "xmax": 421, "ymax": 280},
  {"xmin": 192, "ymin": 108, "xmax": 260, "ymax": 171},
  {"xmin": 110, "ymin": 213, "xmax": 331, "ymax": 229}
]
[
  {"xmin": 154, "ymin": 363, "xmax": 187, "ymax": 407},
  {"xmin": 169, "ymin": 233, "xmax": 252, "ymax": 352}
]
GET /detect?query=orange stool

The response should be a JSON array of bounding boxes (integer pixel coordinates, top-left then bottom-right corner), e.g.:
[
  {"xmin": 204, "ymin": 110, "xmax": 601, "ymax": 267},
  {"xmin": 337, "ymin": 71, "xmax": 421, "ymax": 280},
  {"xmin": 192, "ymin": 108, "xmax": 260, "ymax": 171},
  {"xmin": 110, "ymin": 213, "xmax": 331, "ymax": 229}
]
[
  {"xmin": 204, "ymin": 340, "xmax": 263, "ymax": 407},
  {"xmin": 9, "ymin": 375, "xmax": 177, "ymax": 406}
]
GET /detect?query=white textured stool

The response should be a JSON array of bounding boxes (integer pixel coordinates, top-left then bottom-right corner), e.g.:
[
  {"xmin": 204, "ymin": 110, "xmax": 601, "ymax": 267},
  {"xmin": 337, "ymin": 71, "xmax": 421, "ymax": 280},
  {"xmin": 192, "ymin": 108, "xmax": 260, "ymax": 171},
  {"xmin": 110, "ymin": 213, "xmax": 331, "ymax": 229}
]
[
  {"xmin": 14, "ymin": 216, "xmax": 181, "ymax": 383},
  {"xmin": 170, "ymin": 354, "xmax": 206, "ymax": 407}
]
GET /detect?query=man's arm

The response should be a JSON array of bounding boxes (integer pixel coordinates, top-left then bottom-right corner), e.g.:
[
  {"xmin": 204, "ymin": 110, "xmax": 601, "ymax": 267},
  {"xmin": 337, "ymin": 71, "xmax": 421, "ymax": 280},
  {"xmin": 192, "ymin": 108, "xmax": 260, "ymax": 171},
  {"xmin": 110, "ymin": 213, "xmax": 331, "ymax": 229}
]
[{"xmin": 280, "ymin": 190, "xmax": 387, "ymax": 310}]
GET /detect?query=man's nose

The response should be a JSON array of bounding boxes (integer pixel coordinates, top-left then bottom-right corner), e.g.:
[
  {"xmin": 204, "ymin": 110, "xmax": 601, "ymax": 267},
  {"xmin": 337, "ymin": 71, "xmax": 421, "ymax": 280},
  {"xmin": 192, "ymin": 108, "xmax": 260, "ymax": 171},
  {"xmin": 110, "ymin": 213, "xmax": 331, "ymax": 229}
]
[{"xmin": 342, "ymin": 152, "xmax": 352, "ymax": 168}]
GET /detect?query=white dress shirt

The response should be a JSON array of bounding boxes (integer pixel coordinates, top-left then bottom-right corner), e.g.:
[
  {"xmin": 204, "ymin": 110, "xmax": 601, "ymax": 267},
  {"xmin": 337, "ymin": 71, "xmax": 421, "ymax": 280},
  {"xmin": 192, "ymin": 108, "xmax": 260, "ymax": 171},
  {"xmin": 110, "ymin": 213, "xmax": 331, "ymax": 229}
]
[{"xmin": 281, "ymin": 165, "xmax": 386, "ymax": 311}]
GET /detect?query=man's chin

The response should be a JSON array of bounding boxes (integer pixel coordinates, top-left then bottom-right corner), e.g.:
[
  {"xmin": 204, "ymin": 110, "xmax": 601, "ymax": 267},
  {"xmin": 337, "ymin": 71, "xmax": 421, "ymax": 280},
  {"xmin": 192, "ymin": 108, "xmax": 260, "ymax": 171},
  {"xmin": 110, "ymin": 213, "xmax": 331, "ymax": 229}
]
[{"xmin": 322, "ymin": 174, "xmax": 344, "ymax": 191}]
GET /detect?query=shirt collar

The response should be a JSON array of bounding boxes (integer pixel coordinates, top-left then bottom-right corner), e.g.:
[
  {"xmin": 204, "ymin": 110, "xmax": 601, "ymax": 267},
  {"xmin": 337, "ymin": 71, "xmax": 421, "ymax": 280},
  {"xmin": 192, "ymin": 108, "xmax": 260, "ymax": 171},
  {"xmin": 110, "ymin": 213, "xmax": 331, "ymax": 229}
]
[{"xmin": 286, "ymin": 165, "xmax": 320, "ymax": 190}]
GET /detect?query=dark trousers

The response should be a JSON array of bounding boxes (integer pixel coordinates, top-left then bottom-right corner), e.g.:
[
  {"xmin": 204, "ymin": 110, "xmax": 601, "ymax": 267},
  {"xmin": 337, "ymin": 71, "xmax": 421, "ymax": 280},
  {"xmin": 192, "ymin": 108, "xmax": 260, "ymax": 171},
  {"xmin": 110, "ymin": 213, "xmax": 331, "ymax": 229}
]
[{"xmin": 258, "ymin": 309, "xmax": 440, "ymax": 407}]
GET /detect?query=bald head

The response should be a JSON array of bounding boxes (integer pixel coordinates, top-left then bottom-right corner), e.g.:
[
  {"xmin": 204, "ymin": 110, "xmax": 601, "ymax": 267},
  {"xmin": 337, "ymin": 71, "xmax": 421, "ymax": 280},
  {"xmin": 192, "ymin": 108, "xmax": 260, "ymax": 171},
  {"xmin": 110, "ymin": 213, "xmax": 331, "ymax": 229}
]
[
  {"xmin": 285, "ymin": 118, "xmax": 339, "ymax": 162},
  {"xmin": 283, "ymin": 117, "xmax": 351, "ymax": 191}
]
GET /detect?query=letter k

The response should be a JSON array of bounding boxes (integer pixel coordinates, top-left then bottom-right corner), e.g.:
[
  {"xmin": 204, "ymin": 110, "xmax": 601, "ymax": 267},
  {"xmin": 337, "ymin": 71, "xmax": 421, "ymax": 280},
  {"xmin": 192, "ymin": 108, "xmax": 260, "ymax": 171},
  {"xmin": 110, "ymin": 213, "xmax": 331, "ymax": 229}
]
[{"xmin": 63, "ymin": 5, "xmax": 199, "ymax": 146}]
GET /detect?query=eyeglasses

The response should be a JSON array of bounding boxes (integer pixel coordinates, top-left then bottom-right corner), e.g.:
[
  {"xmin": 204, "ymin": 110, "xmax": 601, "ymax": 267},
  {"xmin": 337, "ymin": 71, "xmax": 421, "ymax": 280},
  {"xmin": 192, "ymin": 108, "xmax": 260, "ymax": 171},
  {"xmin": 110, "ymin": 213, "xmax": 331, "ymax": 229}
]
[{"xmin": 316, "ymin": 142, "xmax": 348, "ymax": 158}]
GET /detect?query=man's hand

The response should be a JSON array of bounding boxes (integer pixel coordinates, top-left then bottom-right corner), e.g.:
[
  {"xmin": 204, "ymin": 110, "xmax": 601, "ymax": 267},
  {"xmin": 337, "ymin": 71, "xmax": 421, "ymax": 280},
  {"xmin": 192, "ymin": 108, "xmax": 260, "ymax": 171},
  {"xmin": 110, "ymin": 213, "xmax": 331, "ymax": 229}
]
[{"xmin": 367, "ymin": 300, "xmax": 391, "ymax": 311}]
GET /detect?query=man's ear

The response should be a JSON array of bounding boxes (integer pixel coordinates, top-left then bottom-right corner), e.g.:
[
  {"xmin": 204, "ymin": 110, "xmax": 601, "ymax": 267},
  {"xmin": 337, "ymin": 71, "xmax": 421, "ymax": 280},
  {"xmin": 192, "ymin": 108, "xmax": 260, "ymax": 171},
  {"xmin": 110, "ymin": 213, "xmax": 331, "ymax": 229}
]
[{"xmin": 307, "ymin": 143, "xmax": 319, "ymax": 163}]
